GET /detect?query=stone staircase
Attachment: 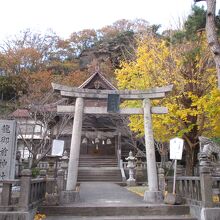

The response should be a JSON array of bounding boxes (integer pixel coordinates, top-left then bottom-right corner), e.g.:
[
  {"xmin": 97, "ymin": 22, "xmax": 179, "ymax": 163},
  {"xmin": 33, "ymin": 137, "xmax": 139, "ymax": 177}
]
[
  {"xmin": 79, "ymin": 155, "xmax": 118, "ymax": 167},
  {"xmin": 77, "ymin": 155, "xmax": 122, "ymax": 182},
  {"xmin": 39, "ymin": 181, "xmax": 197, "ymax": 220},
  {"xmin": 40, "ymin": 205, "xmax": 197, "ymax": 220}
]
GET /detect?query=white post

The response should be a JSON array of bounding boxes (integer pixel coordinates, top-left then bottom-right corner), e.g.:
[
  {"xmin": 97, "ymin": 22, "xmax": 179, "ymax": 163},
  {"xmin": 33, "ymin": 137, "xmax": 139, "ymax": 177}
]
[
  {"xmin": 143, "ymin": 98, "xmax": 162, "ymax": 203},
  {"xmin": 66, "ymin": 97, "xmax": 84, "ymax": 191},
  {"xmin": 117, "ymin": 132, "xmax": 121, "ymax": 167},
  {"xmin": 173, "ymin": 159, "xmax": 177, "ymax": 194}
]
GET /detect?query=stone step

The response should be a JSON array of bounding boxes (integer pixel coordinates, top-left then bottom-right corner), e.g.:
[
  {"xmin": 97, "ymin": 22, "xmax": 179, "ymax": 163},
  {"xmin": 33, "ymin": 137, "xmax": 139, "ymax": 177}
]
[
  {"xmin": 78, "ymin": 174, "xmax": 121, "ymax": 177},
  {"xmin": 79, "ymin": 160, "xmax": 118, "ymax": 163},
  {"xmin": 79, "ymin": 158, "xmax": 117, "ymax": 161},
  {"xmin": 77, "ymin": 168, "xmax": 122, "ymax": 182},
  {"xmin": 79, "ymin": 160, "xmax": 118, "ymax": 167},
  {"xmin": 79, "ymin": 160, "xmax": 117, "ymax": 162},
  {"xmin": 78, "ymin": 176, "xmax": 122, "ymax": 180},
  {"xmin": 80, "ymin": 155, "xmax": 117, "ymax": 158},
  {"xmin": 78, "ymin": 180, "xmax": 122, "ymax": 182},
  {"xmin": 78, "ymin": 167, "xmax": 120, "ymax": 171},
  {"xmin": 78, "ymin": 173, "xmax": 121, "ymax": 177},
  {"xmin": 79, "ymin": 163, "xmax": 118, "ymax": 167},
  {"xmin": 39, "ymin": 205, "xmax": 193, "ymax": 217},
  {"xmin": 45, "ymin": 215, "xmax": 197, "ymax": 220},
  {"xmin": 78, "ymin": 177, "xmax": 121, "ymax": 180},
  {"xmin": 79, "ymin": 155, "xmax": 118, "ymax": 168},
  {"xmin": 80, "ymin": 158, "xmax": 117, "ymax": 160},
  {"xmin": 78, "ymin": 173, "xmax": 121, "ymax": 175}
]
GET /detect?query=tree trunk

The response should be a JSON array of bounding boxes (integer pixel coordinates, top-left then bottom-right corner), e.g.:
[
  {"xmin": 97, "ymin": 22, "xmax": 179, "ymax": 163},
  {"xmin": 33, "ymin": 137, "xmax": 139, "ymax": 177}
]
[
  {"xmin": 31, "ymin": 154, "xmax": 38, "ymax": 168},
  {"xmin": 184, "ymin": 142, "xmax": 200, "ymax": 176},
  {"xmin": 185, "ymin": 146, "xmax": 194, "ymax": 176},
  {"xmin": 206, "ymin": 0, "xmax": 220, "ymax": 89},
  {"xmin": 195, "ymin": 0, "xmax": 220, "ymax": 88}
]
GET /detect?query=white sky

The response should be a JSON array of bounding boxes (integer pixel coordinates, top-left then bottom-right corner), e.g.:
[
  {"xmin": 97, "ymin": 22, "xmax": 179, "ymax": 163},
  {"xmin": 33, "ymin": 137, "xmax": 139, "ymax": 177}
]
[{"xmin": 0, "ymin": 0, "xmax": 219, "ymax": 41}]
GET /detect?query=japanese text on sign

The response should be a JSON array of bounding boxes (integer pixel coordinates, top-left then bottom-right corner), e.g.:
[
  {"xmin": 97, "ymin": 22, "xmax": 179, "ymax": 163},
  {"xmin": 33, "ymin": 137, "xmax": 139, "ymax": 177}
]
[
  {"xmin": 170, "ymin": 137, "xmax": 184, "ymax": 160},
  {"xmin": 107, "ymin": 94, "xmax": 120, "ymax": 113},
  {"xmin": 0, "ymin": 120, "xmax": 17, "ymax": 180}
]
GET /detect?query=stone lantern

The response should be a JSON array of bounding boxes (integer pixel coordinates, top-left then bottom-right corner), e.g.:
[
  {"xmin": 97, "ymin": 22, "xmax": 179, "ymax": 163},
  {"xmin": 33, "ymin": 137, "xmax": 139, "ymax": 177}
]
[
  {"xmin": 126, "ymin": 151, "xmax": 136, "ymax": 186},
  {"xmin": 60, "ymin": 150, "xmax": 69, "ymax": 178},
  {"xmin": 135, "ymin": 150, "xmax": 144, "ymax": 183},
  {"xmin": 46, "ymin": 155, "xmax": 59, "ymax": 178}
]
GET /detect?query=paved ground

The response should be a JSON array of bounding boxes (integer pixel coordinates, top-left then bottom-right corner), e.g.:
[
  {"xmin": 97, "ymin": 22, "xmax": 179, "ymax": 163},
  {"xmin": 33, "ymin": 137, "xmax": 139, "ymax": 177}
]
[
  {"xmin": 45, "ymin": 182, "xmax": 145, "ymax": 219},
  {"xmin": 77, "ymin": 182, "xmax": 145, "ymax": 206},
  {"xmin": 44, "ymin": 183, "xmax": 195, "ymax": 220}
]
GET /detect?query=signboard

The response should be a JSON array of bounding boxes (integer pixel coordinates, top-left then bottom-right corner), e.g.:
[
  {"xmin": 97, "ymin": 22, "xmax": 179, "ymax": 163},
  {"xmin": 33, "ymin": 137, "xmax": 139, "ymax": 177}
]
[
  {"xmin": 51, "ymin": 140, "xmax": 64, "ymax": 156},
  {"xmin": 170, "ymin": 137, "xmax": 184, "ymax": 160},
  {"xmin": 0, "ymin": 120, "xmax": 17, "ymax": 180},
  {"xmin": 107, "ymin": 94, "xmax": 120, "ymax": 113}
]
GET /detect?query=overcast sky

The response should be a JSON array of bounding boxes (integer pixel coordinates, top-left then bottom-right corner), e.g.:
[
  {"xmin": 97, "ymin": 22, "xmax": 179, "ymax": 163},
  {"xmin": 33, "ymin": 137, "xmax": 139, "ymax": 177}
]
[{"xmin": 0, "ymin": 0, "xmax": 219, "ymax": 41}]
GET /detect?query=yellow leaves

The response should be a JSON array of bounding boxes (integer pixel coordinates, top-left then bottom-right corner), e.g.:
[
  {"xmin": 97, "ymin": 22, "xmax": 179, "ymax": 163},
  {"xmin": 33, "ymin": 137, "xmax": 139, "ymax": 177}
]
[
  {"xmin": 117, "ymin": 37, "xmax": 175, "ymax": 90},
  {"xmin": 196, "ymin": 89, "xmax": 220, "ymax": 137},
  {"xmin": 129, "ymin": 115, "xmax": 144, "ymax": 136},
  {"xmin": 126, "ymin": 186, "xmax": 147, "ymax": 197},
  {"xmin": 116, "ymin": 35, "xmax": 219, "ymax": 142},
  {"xmin": 34, "ymin": 213, "xmax": 46, "ymax": 220}
]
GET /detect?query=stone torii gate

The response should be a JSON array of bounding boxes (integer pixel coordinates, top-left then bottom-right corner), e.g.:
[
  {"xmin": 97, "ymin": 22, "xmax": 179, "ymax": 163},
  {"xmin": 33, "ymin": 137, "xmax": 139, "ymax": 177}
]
[{"xmin": 52, "ymin": 82, "xmax": 173, "ymax": 203}]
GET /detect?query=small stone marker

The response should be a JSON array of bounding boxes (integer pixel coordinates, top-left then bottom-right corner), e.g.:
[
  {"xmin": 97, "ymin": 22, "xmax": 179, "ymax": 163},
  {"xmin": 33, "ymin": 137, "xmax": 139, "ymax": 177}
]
[{"xmin": 0, "ymin": 120, "xmax": 17, "ymax": 180}]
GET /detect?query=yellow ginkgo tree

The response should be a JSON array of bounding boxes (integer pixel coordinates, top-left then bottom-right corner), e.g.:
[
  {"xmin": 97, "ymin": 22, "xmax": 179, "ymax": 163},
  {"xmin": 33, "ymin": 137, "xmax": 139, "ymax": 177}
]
[{"xmin": 116, "ymin": 34, "xmax": 220, "ymax": 175}]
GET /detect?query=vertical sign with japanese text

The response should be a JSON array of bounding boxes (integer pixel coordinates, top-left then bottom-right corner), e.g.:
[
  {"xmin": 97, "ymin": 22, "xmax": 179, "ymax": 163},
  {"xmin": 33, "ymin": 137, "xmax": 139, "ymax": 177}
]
[
  {"xmin": 0, "ymin": 120, "xmax": 17, "ymax": 180},
  {"xmin": 170, "ymin": 137, "xmax": 184, "ymax": 160},
  {"xmin": 107, "ymin": 94, "xmax": 120, "ymax": 113}
]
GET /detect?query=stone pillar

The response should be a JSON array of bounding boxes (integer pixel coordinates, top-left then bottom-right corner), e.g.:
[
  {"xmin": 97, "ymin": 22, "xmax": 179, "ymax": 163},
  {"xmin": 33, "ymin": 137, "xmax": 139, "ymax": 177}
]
[
  {"xmin": 136, "ymin": 156, "xmax": 144, "ymax": 183},
  {"xmin": 66, "ymin": 97, "xmax": 84, "ymax": 191},
  {"xmin": 57, "ymin": 169, "xmax": 65, "ymax": 193},
  {"xmin": 47, "ymin": 156, "xmax": 56, "ymax": 178},
  {"xmin": 18, "ymin": 169, "xmax": 32, "ymax": 211},
  {"xmin": 143, "ymin": 98, "xmax": 163, "ymax": 203},
  {"xmin": 60, "ymin": 151, "xmax": 69, "ymax": 179},
  {"xmin": 200, "ymin": 166, "xmax": 213, "ymax": 208},
  {"xmin": 158, "ymin": 167, "xmax": 165, "ymax": 192},
  {"xmin": 1, "ymin": 182, "xmax": 12, "ymax": 206}
]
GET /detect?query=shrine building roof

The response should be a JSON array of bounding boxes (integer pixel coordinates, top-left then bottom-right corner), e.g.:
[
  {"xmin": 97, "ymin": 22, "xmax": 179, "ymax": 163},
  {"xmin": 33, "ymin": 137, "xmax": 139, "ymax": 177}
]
[{"xmin": 78, "ymin": 71, "xmax": 117, "ymax": 90}]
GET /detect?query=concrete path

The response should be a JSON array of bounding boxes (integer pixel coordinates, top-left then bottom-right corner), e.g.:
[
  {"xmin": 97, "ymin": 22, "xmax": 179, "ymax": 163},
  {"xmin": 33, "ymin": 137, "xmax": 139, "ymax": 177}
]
[
  {"xmin": 44, "ymin": 182, "xmax": 196, "ymax": 220},
  {"xmin": 45, "ymin": 182, "xmax": 145, "ymax": 219},
  {"xmin": 78, "ymin": 182, "xmax": 144, "ymax": 206}
]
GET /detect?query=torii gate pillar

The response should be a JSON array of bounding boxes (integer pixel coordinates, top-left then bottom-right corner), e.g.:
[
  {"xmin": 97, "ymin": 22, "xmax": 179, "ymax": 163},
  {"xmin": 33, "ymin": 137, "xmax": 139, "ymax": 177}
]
[
  {"xmin": 143, "ymin": 98, "xmax": 163, "ymax": 203},
  {"xmin": 66, "ymin": 97, "xmax": 84, "ymax": 191}
]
